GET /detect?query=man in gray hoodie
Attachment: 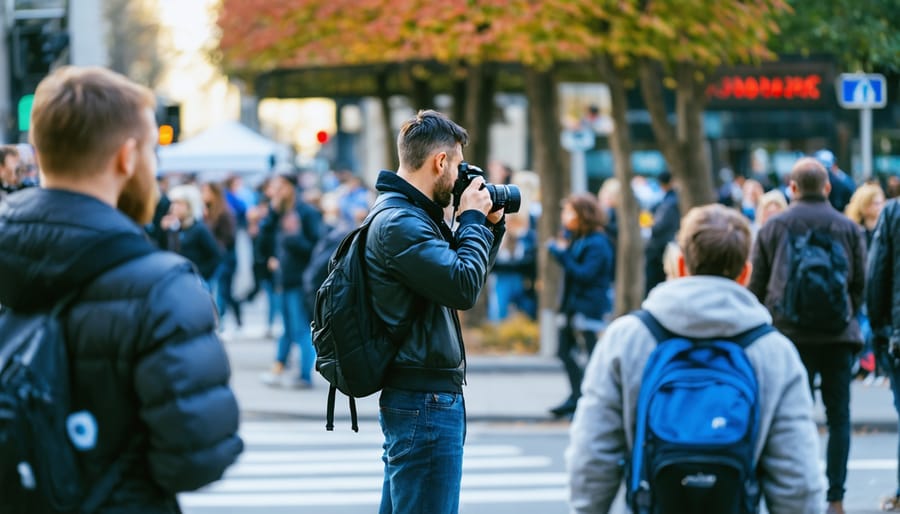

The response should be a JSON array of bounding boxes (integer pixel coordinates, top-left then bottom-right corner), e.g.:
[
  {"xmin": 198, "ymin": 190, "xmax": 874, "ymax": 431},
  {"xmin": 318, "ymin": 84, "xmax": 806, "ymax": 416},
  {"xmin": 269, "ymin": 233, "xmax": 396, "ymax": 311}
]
[{"xmin": 566, "ymin": 203, "xmax": 823, "ymax": 514}]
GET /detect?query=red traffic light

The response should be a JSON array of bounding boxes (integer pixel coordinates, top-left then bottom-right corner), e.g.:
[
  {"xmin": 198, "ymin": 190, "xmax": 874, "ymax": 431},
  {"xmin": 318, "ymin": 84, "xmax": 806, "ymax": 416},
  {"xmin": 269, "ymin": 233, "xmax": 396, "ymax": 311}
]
[{"xmin": 316, "ymin": 130, "xmax": 329, "ymax": 144}]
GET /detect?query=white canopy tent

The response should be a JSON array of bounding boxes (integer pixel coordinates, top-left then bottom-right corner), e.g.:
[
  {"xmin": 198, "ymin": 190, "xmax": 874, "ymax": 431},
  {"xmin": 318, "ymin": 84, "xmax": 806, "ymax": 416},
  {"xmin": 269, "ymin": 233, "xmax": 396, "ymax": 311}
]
[{"xmin": 157, "ymin": 121, "xmax": 290, "ymax": 174}]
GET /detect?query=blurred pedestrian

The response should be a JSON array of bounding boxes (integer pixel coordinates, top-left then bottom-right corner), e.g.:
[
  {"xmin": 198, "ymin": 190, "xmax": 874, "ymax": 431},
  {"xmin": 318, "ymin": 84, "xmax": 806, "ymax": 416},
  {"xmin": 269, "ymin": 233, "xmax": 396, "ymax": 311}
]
[
  {"xmin": 203, "ymin": 181, "xmax": 243, "ymax": 330},
  {"xmin": 864, "ymin": 197, "xmax": 900, "ymax": 511},
  {"xmin": 644, "ymin": 171, "xmax": 680, "ymax": 295},
  {"xmin": 367, "ymin": 110, "xmax": 504, "ymax": 514},
  {"xmin": 244, "ymin": 178, "xmax": 281, "ymax": 337},
  {"xmin": 567, "ymin": 204, "xmax": 823, "ymax": 514},
  {"xmin": 755, "ymin": 189, "xmax": 788, "ymax": 229},
  {"xmin": 161, "ymin": 184, "xmax": 222, "ymax": 287},
  {"xmin": 0, "ymin": 66, "xmax": 241, "ymax": 513},
  {"xmin": 845, "ymin": 182, "xmax": 886, "ymax": 246},
  {"xmin": 0, "ymin": 145, "xmax": 22, "ymax": 198},
  {"xmin": 816, "ymin": 149, "xmax": 856, "ymax": 213},
  {"xmin": 488, "ymin": 211, "xmax": 537, "ymax": 322},
  {"xmin": 547, "ymin": 193, "xmax": 615, "ymax": 419},
  {"xmin": 749, "ymin": 157, "xmax": 866, "ymax": 514},
  {"xmin": 845, "ymin": 183, "xmax": 887, "ymax": 383},
  {"xmin": 258, "ymin": 173, "xmax": 322, "ymax": 389}
]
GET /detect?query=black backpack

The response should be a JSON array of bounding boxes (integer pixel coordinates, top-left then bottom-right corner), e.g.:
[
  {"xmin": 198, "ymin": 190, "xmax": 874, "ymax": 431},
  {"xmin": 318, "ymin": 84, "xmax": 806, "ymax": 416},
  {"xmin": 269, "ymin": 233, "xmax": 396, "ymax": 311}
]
[
  {"xmin": 312, "ymin": 195, "xmax": 406, "ymax": 432},
  {"xmin": 0, "ymin": 232, "xmax": 157, "ymax": 513},
  {"xmin": 779, "ymin": 228, "xmax": 850, "ymax": 332}
]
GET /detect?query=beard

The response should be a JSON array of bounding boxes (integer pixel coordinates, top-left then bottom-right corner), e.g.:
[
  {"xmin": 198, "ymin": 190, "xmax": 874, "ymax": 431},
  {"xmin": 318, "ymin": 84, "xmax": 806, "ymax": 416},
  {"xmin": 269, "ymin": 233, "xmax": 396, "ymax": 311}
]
[
  {"xmin": 117, "ymin": 166, "xmax": 159, "ymax": 225},
  {"xmin": 433, "ymin": 166, "xmax": 455, "ymax": 208}
]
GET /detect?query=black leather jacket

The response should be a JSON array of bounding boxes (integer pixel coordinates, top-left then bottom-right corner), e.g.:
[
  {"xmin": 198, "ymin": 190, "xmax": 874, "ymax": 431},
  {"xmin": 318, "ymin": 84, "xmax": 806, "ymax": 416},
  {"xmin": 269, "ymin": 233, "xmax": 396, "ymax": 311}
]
[
  {"xmin": 365, "ymin": 171, "xmax": 504, "ymax": 393},
  {"xmin": 867, "ymin": 198, "xmax": 900, "ymax": 341},
  {"xmin": 0, "ymin": 188, "xmax": 242, "ymax": 513}
]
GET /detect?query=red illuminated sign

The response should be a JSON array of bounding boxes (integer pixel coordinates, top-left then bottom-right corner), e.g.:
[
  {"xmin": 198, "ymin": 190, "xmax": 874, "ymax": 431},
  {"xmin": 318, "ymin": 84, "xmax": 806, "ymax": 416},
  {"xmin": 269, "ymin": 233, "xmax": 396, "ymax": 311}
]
[{"xmin": 707, "ymin": 74, "xmax": 823, "ymax": 101}]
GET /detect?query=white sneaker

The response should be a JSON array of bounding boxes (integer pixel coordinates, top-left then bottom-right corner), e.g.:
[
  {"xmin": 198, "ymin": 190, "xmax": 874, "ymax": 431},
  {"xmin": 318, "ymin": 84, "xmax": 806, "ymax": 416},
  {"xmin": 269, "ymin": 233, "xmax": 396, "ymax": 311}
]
[
  {"xmin": 281, "ymin": 375, "xmax": 313, "ymax": 390},
  {"xmin": 259, "ymin": 371, "xmax": 283, "ymax": 388}
]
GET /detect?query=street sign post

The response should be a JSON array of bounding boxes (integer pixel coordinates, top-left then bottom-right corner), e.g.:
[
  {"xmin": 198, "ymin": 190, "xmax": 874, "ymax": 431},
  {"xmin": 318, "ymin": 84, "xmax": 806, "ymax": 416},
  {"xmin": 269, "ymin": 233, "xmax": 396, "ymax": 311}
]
[
  {"xmin": 837, "ymin": 73, "xmax": 887, "ymax": 180},
  {"xmin": 561, "ymin": 128, "xmax": 595, "ymax": 194}
]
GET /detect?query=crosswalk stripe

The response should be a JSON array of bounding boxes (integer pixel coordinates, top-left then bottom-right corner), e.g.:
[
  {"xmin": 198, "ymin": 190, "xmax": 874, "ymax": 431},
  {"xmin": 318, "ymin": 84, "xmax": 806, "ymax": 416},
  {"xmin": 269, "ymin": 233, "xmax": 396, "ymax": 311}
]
[
  {"xmin": 225, "ymin": 455, "xmax": 553, "ymax": 477},
  {"xmin": 180, "ymin": 488, "xmax": 567, "ymax": 508},
  {"xmin": 237, "ymin": 444, "xmax": 522, "ymax": 463},
  {"xmin": 202, "ymin": 472, "xmax": 568, "ymax": 493}
]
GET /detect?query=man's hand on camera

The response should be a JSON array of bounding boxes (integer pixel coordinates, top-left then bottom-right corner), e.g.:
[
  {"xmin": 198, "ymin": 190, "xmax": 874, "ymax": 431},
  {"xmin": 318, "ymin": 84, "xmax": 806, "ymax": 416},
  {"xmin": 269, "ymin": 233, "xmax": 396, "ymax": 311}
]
[
  {"xmin": 487, "ymin": 209, "xmax": 504, "ymax": 225},
  {"xmin": 458, "ymin": 177, "xmax": 493, "ymax": 216}
]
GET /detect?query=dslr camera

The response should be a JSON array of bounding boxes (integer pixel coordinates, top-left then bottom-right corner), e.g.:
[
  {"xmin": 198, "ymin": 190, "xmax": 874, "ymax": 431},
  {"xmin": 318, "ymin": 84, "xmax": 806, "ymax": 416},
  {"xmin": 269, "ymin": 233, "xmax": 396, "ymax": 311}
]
[{"xmin": 452, "ymin": 162, "xmax": 521, "ymax": 214}]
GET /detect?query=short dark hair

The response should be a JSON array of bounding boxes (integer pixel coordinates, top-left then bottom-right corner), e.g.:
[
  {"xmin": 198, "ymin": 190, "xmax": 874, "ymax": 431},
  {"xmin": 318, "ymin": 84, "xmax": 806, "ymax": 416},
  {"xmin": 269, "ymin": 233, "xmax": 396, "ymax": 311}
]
[
  {"xmin": 790, "ymin": 157, "xmax": 829, "ymax": 196},
  {"xmin": 677, "ymin": 204, "xmax": 751, "ymax": 280},
  {"xmin": 565, "ymin": 193, "xmax": 606, "ymax": 237},
  {"xmin": 397, "ymin": 110, "xmax": 468, "ymax": 171}
]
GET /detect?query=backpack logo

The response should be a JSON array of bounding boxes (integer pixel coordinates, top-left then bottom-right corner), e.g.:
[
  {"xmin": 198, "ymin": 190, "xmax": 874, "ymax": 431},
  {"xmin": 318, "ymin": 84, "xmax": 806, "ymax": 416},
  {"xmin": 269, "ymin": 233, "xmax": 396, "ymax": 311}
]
[
  {"xmin": 779, "ymin": 229, "xmax": 850, "ymax": 332},
  {"xmin": 629, "ymin": 310, "xmax": 774, "ymax": 514}
]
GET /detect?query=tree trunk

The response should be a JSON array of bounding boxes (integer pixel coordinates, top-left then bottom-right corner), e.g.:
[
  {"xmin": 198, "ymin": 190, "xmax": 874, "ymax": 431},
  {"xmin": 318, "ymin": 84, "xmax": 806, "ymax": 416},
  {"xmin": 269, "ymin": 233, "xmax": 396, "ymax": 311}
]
[
  {"xmin": 462, "ymin": 65, "xmax": 496, "ymax": 327},
  {"xmin": 376, "ymin": 72, "xmax": 398, "ymax": 171},
  {"xmin": 451, "ymin": 77, "xmax": 467, "ymax": 127},
  {"xmin": 674, "ymin": 63, "xmax": 715, "ymax": 210},
  {"xmin": 410, "ymin": 75, "xmax": 434, "ymax": 111},
  {"xmin": 638, "ymin": 61, "xmax": 715, "ymax": 213},
  {"xmin": 599, "ymin": 57, "xmax": 644, "ymax": 317},
  {"xmin": 525, "ymin": 66, "xmax": 566, "ymax": 356},
  {"xmin": 464, "ymin": 64, "xmax": 495, "ymax": 169}
]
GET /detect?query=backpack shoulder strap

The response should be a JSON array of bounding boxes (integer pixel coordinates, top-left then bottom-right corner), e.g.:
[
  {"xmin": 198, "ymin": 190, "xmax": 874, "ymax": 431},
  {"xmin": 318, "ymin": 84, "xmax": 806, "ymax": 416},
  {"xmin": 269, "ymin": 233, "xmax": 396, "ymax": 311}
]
[
  {"xmin": 634, "ymin": 308, "xmax": 775, "ymax": 349},
  {"xmin": 632, "ymin": 309, "xmax": 673, "ymax": 344}
]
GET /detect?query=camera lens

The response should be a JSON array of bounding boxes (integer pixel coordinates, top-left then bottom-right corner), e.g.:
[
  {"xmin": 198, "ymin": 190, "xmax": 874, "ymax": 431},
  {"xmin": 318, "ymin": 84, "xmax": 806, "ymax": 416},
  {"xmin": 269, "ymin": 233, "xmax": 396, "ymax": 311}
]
[{"xmin": 485, "ymin": 184, "xmax": 521, "ymax": 214}]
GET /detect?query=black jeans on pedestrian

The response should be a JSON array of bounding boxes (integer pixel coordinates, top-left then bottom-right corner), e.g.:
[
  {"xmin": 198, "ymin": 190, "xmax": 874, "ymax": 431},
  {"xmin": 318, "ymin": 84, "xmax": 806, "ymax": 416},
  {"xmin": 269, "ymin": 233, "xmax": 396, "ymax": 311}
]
[
  {"xmin": 797, "ymin": 344, "xmax": 855, "ymax": 502},
  {"xmin": 557, "ymin": 321, "xmax": 598, "ymax": 404}
]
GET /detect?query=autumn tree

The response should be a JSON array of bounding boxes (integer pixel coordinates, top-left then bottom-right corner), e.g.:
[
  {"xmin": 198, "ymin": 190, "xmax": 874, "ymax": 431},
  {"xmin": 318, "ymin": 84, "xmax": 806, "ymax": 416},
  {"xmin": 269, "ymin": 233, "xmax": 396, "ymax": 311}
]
[{"xmin": 594, "ymin": 0, "xmax": 790, "ymax": 212}]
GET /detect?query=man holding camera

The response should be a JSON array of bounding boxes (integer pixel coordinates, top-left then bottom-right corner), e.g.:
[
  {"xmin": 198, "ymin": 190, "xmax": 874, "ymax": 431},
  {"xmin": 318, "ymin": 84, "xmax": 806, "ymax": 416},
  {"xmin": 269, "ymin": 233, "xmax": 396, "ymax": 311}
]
[
  {"xmin": 366, "ymin": 110, "xmax": 505, "ymax": 514},
  {"xmin": 865, "ymin": 198, "xmax": 900, "ymax": 511}
]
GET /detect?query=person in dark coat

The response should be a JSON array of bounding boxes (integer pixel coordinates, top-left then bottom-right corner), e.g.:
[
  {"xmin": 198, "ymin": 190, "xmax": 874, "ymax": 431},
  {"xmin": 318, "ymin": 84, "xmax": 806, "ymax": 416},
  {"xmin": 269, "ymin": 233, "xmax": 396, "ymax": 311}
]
[
  {"xmin": 749, "ymin": 157, "xmax": 865, "ymax": 514},
  {"xmin": 160, "ymin": 184, "xmax": 223, "ymax": 285},
  {"xmin": 0, "ymin": 66, "xmax": 241, "ymax": 514},
  {"xmin": 547, "ymin": 193, "xmax": 615, "ymax": 418},
  {"xmin": 258, "ymin": 173, "xmax": 323, "ymax": 389},
  {"xmin": 644, "ymin": 171, "xmax": 680, "ymax": 295}
]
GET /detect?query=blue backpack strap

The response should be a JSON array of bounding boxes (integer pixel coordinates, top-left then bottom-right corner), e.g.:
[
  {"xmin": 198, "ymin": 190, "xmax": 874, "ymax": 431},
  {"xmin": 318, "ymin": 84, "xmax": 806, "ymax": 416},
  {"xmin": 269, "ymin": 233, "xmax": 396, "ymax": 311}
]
[
  {"xmin": 632, "ymin": 309, "xmax": 673, "ymax": 344},
  {"xmin": 730, "ymin": 324, "xmax": 776, "ymax": 349},
  {"xmin": 634, "ymin": 309, "xmax": 775, "ymax": 349}
]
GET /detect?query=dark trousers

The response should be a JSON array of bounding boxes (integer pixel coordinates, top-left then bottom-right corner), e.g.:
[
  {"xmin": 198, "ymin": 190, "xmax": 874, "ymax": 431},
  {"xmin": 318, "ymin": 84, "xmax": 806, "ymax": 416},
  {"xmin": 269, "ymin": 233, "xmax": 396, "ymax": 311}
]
[
  {"xmin": 557, "ymin": 322, "xmax": 598, "ymax": 403},
  {"xmin": 797, "ymin": 344, "xmax": 855, "ymax": 502}
]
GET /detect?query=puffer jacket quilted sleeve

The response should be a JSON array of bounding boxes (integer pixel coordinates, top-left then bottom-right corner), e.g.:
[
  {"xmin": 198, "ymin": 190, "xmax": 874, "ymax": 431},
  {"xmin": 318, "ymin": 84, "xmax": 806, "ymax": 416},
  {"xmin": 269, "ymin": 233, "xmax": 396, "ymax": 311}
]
[{"xmin": 132, "ymin": 260, "xmax": 243, "ymax": 492}]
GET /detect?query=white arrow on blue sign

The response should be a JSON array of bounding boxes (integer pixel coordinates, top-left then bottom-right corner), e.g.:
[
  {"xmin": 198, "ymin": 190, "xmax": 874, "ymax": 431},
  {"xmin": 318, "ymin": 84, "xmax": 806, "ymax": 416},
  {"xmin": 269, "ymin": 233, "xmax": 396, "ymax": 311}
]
[{"xmin": 837, "ymin": 73, "xmax": 887, "ymax": 109}]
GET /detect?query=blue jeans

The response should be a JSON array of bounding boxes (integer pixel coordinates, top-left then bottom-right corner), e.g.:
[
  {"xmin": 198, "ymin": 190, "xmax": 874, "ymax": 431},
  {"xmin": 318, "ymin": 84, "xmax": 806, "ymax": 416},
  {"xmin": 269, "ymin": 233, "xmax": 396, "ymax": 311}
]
[
  {"xmin": 489, "ymin": 272, "xmax": 524, "ymax": 322},
  {"xmin": 378, "ymin": 388, "xmax": 466, "ymax": 514},
  {"xmin": 276, "ymin": 288, "xmax": 314, "ymax": 381},
  {"xmin": 797, "ymin": 345, "xmax": 854, "ymax": 502}
]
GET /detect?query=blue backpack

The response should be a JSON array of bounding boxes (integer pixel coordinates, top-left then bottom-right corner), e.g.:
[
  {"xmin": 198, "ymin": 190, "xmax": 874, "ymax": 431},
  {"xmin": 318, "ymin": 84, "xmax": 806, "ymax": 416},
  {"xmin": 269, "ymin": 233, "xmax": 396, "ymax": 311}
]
[{"xmin": 628, "ymin": 310, "xmax": 775, "ymax": 514}]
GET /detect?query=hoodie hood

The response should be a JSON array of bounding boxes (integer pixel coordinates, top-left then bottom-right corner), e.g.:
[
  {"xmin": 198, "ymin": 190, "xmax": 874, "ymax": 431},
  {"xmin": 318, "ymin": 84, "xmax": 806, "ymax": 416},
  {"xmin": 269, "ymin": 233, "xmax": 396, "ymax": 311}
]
[
  {"xmin": 0, "ymin": 187, "xmax": 144, "ymax": 310},
  {"xmin": 642, "ymin": 275, "xmax": 772, "ymax": 338}
]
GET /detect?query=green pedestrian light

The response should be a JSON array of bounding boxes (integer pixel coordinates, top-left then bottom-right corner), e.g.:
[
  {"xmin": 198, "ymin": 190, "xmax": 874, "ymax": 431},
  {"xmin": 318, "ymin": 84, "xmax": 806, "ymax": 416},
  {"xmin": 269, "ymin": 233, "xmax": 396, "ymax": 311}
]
[{"xmin": 17, "ymin": 94, "xmax": 34, "ymax": 132}]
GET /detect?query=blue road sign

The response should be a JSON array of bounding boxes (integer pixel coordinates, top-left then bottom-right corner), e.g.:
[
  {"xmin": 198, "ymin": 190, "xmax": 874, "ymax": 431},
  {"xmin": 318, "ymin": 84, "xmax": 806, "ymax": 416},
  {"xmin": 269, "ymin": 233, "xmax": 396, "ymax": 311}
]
[{"xmin": 838, "ymin": 73, "xmax": 887, "ymax": 109}]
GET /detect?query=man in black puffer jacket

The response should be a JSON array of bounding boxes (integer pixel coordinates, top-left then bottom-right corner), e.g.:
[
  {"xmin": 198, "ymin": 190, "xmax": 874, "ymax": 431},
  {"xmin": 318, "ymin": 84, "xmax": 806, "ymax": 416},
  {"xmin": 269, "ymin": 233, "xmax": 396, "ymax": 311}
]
[
  {"xmin": 366, "ymin": 110, "xmax": 504, "ymax": 514},
  {"xmin": 0, "ymin": 66, "xmax": 242, "ymax": 513}
]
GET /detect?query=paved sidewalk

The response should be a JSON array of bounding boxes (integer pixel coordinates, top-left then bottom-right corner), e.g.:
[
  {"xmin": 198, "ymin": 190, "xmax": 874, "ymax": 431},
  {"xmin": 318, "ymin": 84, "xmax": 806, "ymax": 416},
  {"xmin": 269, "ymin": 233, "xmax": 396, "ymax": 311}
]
[{"xmin": 217, "ymin": 299, "xmax": 899, "ymax": 431}]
